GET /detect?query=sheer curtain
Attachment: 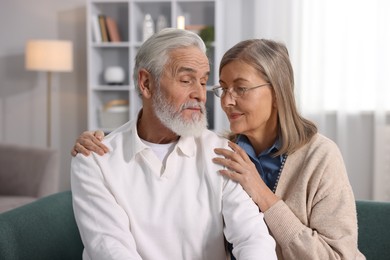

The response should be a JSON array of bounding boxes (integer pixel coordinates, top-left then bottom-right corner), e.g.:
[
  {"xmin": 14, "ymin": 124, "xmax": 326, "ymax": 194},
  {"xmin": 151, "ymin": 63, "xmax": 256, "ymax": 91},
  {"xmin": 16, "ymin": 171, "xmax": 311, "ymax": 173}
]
[{"xmin": 292, "ymin": 0, "xmax": 390, "ymax": 201}]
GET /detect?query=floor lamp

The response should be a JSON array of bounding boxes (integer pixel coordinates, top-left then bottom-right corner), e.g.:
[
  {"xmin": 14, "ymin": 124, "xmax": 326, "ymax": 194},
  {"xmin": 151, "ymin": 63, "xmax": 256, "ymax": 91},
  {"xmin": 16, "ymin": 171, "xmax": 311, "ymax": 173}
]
[{"xmin": 25, "ymin": 40, "xmax": 73, "ymax": 147}]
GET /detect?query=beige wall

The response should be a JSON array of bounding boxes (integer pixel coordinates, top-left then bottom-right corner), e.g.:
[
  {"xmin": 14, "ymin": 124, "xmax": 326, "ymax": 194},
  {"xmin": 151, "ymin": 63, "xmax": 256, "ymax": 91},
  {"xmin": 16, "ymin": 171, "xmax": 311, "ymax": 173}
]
[
  {"xmin": 0, "ymin": 0, "xmax": 88, "ymax": 191},
  {"xmin": 0, "ymin": 0, "xmax": 372, "ymax": 200},
  {"xmin": 0, "ymin": 0, "xmax": 257, "ymax": 192}
]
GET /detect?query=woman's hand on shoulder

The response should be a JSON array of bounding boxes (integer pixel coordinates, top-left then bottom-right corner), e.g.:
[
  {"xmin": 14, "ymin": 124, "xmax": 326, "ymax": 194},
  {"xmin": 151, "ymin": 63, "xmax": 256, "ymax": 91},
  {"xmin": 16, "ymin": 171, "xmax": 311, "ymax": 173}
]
[
  {"xmin": 71, "ymin": 130, "xmax": 109, "ymax": 157},
  {"xmin": 213, "ymin": 141, "xmax": 279, "ymax": 211}
]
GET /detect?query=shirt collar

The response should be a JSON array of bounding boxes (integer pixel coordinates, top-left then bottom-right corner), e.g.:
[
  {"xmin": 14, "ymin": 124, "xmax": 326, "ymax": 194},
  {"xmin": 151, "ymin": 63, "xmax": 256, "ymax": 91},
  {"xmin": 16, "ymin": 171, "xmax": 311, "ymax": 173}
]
[
  {"xmin": 131, "ymin": 121, "xmax": 150, "ymax": 157},
  {"xmin": 176, "ymin": 135, "xmax": 196, "ymax": 157},
  {"xmin": 131, "ymin": 122, "xmax": 196, "ymax": 159},
  {"xmin": 236, "ymin": 134, "xmax": 281, "ymax": 158}
]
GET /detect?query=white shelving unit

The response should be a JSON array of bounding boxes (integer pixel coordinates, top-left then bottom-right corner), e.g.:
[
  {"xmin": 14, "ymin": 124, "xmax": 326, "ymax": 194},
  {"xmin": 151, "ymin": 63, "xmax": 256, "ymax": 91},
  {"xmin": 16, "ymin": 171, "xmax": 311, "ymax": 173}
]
[{"xmin": 87, "ymin": 0, "xmax": 225, "ymax": 133}]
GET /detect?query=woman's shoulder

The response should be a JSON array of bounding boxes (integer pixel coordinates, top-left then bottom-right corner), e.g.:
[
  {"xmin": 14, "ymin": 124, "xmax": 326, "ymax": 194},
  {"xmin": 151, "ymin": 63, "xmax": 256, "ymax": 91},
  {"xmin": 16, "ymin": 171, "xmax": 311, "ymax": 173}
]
[
  {"xmin": 289, "ymin": 133, "xmax": 344, "ymax": 165},
  {"xmin": 307, "ymin": 133, "xmax": 341, "ymax": 153}
]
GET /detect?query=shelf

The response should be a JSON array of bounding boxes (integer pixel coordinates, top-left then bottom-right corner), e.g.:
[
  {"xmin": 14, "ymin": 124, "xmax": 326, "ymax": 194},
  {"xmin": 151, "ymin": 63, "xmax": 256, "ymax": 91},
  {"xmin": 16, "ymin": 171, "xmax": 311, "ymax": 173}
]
[
  {"xmin": 91, "ymin": 42, "xmax": 130, "ymax": 48},
  {"xmin": 87, "ymin": 0, "xmax": 222, "ymax": 131},
  {"xmin": 91, "ymin": 85, "xmax": 130, "ymax": 91}
]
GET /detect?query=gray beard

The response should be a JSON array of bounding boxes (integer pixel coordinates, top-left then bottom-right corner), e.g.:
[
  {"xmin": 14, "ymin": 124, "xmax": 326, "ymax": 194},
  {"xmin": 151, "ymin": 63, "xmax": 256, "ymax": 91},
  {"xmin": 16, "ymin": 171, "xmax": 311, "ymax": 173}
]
[{"xmin": 152, "ymin": 86, "xmax": 208, "ymax": 137}]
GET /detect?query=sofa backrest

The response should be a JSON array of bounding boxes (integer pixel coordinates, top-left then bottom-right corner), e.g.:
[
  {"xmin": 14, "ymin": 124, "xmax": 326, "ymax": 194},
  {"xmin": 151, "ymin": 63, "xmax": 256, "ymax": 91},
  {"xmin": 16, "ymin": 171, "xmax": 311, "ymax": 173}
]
[
  {"xmin": 356, "ymin": 200, "xmax": 390, "ymax": 260},
  {"xmin": 0, "ymin": 191, "xmax": 83, "ymax": 260},
  {"xmin": 0, "ymin": 143, "xmax": 59, "ymax": 197}
]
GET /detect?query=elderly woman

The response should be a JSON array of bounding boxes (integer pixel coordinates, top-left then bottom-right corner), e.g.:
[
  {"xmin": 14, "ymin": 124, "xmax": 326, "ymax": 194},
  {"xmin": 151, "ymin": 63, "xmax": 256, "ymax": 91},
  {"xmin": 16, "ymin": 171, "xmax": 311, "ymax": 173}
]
[
  {"xmin": 72, "ymin": 39, "xmax": 365, "ymax": 260},
  {"xmin": 210, "ymin": 39, "xmax": 365, "ymax": 259}
]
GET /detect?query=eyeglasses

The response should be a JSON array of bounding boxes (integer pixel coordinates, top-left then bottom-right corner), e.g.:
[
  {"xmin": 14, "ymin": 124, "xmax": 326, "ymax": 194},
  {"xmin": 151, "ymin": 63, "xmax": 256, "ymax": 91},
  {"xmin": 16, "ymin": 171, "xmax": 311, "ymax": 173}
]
[{"xmin": 212, "ymin": 83, "xmax": 271, "ymax": 98}]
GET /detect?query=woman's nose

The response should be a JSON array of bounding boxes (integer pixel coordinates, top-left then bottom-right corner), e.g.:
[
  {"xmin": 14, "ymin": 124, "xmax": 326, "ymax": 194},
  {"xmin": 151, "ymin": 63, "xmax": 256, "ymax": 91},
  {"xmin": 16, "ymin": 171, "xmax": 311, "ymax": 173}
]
[{"xmin": 221, "ymin": 90, "xmax": 236, "ymax": 107}]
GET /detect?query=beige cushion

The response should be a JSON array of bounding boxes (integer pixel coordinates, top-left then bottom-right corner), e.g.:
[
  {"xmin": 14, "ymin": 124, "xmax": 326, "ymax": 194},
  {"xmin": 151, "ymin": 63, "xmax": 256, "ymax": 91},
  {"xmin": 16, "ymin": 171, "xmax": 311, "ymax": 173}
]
[{"xmin": 0, "ymin": 143, "xmax": 59, "ymax": 213}]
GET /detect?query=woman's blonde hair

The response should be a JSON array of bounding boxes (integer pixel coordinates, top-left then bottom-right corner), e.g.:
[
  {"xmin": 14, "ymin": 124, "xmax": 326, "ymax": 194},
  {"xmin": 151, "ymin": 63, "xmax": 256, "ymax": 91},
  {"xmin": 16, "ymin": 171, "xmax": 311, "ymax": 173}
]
[{"xmin": 220, "ymin": 39, "xmax": 317, "ymax": 155}]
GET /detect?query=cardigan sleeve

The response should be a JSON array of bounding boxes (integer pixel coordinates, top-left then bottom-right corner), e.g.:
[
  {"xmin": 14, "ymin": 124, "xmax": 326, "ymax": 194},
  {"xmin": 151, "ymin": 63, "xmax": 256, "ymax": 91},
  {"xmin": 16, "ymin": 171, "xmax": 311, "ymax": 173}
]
[{"xmin": 263, "ymin": 135, "xmax": 365, "ymax": 260}]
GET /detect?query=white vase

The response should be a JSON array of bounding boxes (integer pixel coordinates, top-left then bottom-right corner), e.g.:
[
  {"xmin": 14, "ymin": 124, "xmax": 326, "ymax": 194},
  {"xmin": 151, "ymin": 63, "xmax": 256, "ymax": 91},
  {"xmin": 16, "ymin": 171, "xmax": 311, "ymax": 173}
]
[
  {"xmin": 156, "ymin": 15, "xmax": 167, "ymax": 32},
  {"xmin": 104, "ymin": 66, "xmax": 125, "ymax": 85},
  {"xmin": 143, "ymin": 14, "xmax": 155, "ymax": 42}
]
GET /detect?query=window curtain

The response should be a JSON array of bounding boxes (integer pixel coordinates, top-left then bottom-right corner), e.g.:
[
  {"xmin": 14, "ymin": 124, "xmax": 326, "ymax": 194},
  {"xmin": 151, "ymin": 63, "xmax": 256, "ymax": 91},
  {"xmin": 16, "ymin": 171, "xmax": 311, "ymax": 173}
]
[{"xmin": 253, "ymin": 0, "xmax": 390, "ymax": 200}]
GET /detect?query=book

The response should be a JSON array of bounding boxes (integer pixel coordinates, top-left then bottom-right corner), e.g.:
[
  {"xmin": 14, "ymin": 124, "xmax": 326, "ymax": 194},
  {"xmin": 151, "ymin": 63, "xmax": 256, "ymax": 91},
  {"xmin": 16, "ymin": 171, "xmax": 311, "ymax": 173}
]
[
  {"xmin": 91, "ymin": 15, "xmax": 102, "ymax": 42},
  {"xmin": 98, "ymin": 15, "xmax": 109, "ymax": 42},
  {"xmin": 105, "ymin": 16, "xmax": 121, "ymax": 42}
]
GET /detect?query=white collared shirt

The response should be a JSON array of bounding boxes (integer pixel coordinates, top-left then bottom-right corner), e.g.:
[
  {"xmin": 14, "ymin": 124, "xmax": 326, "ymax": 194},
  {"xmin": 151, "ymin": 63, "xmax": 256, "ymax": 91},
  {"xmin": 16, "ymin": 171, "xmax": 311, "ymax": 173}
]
[{"xmin": 71, "ymin": 120, "xmax": 276, "ymax": 260}]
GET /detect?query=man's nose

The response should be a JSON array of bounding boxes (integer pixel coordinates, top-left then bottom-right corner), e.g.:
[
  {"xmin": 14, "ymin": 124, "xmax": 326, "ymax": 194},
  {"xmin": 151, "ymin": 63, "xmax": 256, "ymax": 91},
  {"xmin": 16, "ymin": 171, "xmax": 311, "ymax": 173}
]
[{"xmin": 190, "ymin": 82, "xmax": 206, "ymax": 102}]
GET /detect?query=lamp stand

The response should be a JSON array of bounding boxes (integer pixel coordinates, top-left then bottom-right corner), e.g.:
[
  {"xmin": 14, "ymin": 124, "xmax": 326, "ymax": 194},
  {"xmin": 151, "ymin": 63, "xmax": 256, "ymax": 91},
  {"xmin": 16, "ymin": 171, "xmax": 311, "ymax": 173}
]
[
  {"xmin": 25, "ymin": 40, "xmax": 73, "ymax": 147},
  {"xmin": 47, "ymin": 71, "xmax": 52, "ymax": 147}
]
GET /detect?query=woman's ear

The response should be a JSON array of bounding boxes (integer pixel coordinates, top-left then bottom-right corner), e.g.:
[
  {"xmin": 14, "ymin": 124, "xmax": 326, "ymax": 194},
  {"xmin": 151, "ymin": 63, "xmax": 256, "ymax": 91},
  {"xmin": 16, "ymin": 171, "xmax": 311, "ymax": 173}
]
[
  {"xmin": 273, "ymin": 95, "xmax": 278, "ymax": 108},
  {"xmin": 138, "ymin": 69, "xmax": 152, "ymax": 98},
  {"xmin": 271, "ymin": 87, "xmax": 278, "ymax": 108}
]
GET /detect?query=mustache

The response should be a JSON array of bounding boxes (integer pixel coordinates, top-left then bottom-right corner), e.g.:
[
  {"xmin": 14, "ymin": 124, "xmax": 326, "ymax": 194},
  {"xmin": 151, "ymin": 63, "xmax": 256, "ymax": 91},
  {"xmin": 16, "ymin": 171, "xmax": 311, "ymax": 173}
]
[{"xmin": 180, "ymin": 101, "xmax": 206, "ymax": 113}]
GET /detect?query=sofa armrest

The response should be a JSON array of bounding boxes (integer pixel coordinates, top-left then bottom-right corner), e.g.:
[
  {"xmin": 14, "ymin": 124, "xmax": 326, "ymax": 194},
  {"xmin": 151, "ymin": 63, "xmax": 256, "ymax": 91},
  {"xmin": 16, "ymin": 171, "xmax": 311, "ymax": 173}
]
[
  {"xmin": 0, "ymin": 191, "xmax": 83, "ymax": 260},
  {"xmin": 356, "ymin": 200, "xmax": 390, "ymax": 259}
]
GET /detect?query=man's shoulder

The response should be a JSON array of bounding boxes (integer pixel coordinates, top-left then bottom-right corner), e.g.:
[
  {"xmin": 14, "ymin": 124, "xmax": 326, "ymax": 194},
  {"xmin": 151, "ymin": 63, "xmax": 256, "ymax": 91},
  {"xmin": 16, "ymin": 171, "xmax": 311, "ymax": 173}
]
[
  {"xmin": 195, "ymin": 129, "xmax": 228, "ymax": 148},
  {"xmin": 199, "ymin": 129, "xmax": 228, "ymax": 143},
  {"xmin": 102, "ymin": 120, "xmax": 135, "ymax": 146},
  {"xmin": 86, "ymin": 120, "xmax": 137, "ymax": 161}
]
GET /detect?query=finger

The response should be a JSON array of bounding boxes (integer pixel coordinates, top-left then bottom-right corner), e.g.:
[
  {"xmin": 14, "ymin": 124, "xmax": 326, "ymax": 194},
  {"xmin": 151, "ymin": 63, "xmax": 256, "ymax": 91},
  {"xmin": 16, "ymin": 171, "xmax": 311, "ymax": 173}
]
[
  {"xmin": 70, "ymin": 147, "xmax": 90, "ymax": 157},
  {"xmin": 228, "ymin": 141, "xmax": 252, "ymax": 162},
  {"xmin": 70, "ymin": 149, "xmax": 77, "ymax": 157},
  {"xmin": 75, "ymin": 132, "xmax": 93, "ymax": 147},
  {"xmin": 91, "ymin": 137, "xmax": 109, "ymax": 154},
  {"xmin": 214, "ymin": 147, "xmax": 235, "ymax": 158},
  {"xmin": 228, "ymin": 141, "xmax": 246, "ymax": 156},
  {"xmin": 218, "ymin": 169, "xmax": 241, "ymax": 182},
  {"xmin": 94, "ymin": 130, "xmax": 105, "ymax": 141},
  {"xmin": 214, "ymin": 147, "xmax": 245, "ymax": 167},
  {"xmin": 213, "ymin": 157, "xmax": 242, "ymax": 173},
  {"xmin": 76, "ymin": 133, "xmax": 109, "ymax": 155},
  {"xmin": 83, "ymin": 130, "xmax": 108, "ymax": 152},
  {"xmin": 74, "ymin": 143, "xmax": 92, "ymax": 156}
]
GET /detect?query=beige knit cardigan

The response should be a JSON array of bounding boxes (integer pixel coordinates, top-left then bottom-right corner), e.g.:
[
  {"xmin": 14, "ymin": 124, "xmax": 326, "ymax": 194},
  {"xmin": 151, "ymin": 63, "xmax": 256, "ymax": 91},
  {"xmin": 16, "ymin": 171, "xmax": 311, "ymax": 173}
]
[{"xmin": 264, "ymin": 134, "xmax": 366, "ymax": 260}]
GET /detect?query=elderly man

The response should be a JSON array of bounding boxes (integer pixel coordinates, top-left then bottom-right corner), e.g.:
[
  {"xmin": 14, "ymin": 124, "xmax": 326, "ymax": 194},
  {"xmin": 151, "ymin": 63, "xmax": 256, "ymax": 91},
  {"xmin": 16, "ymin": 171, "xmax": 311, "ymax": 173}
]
[{"xmin": 71, "ymin": 28, "xmax": 276, "ymax": 260}]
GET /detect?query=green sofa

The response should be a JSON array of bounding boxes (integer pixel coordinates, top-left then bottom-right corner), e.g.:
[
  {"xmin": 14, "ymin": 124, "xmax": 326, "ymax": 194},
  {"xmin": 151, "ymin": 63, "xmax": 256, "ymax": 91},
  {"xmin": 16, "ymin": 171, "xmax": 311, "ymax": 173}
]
[
  {"xmin": 0, "ymin": 191, "xmax": 83, "ymax": 260},
  {"xmin": 0, "ymin": 191, "xmax": 389, "ymax": 260},
  {"xmin": 356, "ymin": 200, "xmax": 390, "ymax": 260}
]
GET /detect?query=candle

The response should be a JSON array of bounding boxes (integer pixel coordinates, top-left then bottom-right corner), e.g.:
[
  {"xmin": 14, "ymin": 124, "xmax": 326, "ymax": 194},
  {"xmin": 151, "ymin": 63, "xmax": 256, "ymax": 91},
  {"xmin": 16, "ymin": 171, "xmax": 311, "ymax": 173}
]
[{"xmin": 177, "ymin": 16, "xmax": 185, "ymax": 30}]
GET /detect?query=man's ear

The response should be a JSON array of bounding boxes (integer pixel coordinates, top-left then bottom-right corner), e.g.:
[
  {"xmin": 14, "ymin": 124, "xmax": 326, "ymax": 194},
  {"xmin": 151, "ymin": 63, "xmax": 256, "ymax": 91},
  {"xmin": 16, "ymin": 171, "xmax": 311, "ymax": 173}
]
[{"xmin": 138, "ymin": 69, "xmax": 152, "ymax": 98}]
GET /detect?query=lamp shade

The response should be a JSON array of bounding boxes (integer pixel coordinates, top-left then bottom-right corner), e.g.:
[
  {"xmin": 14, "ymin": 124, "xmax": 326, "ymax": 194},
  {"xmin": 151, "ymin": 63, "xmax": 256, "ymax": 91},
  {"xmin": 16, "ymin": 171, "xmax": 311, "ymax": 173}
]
[{"xmin": 25, "ymin": 40, "xmax": 73, "ymax": 72}]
